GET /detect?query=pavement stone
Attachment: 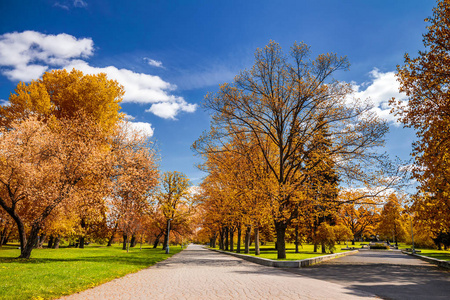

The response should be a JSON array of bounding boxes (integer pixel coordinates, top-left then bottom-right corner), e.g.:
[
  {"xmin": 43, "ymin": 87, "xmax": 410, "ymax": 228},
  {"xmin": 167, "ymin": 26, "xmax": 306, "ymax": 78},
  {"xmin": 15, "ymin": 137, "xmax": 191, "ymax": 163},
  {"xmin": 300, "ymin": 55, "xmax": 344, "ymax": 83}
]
[
  {"xmin": 60, "ymin": 244, "xmax": 378, "ymax": 300},
  {"xmin": 284, "ymin": 249, "xmax": 450, "ymax": 300}
]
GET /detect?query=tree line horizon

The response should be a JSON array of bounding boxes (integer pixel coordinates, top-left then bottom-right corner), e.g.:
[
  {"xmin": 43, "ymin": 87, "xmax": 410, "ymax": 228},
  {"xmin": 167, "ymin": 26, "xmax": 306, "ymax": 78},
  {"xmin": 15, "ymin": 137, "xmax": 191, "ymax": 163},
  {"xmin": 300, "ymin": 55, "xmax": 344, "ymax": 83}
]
[{"xmin": 1, "ymin": 0, "xmax": 449, "ymax": 259}]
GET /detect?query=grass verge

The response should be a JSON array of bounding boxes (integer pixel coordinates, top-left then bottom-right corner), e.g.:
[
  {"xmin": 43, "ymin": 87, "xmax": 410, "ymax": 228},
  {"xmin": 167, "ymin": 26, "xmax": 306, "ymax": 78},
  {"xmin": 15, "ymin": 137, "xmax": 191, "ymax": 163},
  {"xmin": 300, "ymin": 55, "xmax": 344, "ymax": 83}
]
[
  {"xmin": 414, "ymin": 249, "xmax": 450, "ymax": 261},
  {"xmin": 0, "ymin": 243, "xmax": 182, "ymax": 300},
  {"xmin": 212, "ymin": 242, "xmax": 362, "ymax": 260},
  {"xmin": 397, "ymin": 243, "xmax": 450, "ymax": 261}
]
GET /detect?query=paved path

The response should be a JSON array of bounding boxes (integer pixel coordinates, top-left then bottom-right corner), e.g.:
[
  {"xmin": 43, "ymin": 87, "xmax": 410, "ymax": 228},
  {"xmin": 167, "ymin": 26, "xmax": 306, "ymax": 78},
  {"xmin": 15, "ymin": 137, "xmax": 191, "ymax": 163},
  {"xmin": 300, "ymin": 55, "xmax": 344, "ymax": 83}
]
[
  {"xmin": 61, "ymin": 244, "xmax": 377, "ymax": 300},
  {"xmin": 285, "ymin": 250, "xmax": 450, "ymax": 300}
]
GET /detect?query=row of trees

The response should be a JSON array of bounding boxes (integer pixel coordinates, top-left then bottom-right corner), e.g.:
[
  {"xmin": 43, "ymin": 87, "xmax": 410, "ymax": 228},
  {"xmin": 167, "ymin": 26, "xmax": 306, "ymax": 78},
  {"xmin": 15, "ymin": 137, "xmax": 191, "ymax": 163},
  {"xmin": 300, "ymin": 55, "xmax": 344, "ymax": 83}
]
[
  {"xmin": 0, "ymin": 69, "xmax": 195, "ymax": 258},
  {"xmin": 195, "ymin": 0, "xmax": 450, "ymax": 254},
  {"xmin": 391, "ymin": 0, "xmax": 450, "ymax": 249},
  {"xmin": 193, "ymin": 41, "xmax": 404, "ymax": 258},
  {"xmin": 195, "ymin": 180, "xmax": 423, "ymax": 254}
]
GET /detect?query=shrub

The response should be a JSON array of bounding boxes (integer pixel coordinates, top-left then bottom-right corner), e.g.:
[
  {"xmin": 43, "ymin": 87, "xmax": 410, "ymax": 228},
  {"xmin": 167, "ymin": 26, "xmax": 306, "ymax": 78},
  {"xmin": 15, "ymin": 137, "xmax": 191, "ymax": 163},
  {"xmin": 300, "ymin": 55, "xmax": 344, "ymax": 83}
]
[
  {"xmin": 315, "ymin": 223, "xmax": 336, "ymax": 253},
  {"xmin": 370, "ymin": 243, "xmax": 389, "ymax": 249}
]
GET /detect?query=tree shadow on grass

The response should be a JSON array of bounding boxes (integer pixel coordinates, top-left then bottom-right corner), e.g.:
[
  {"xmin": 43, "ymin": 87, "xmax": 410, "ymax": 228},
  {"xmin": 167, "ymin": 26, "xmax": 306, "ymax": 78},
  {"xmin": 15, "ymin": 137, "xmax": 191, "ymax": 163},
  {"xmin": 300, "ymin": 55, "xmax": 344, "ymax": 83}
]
[
  {"xmin": 421, "ymin": 253, "xmax": 450, "ymax": 261},
  {"xmin": 0, "ymin": 253, "xmax": 175, "ymax": 266}
]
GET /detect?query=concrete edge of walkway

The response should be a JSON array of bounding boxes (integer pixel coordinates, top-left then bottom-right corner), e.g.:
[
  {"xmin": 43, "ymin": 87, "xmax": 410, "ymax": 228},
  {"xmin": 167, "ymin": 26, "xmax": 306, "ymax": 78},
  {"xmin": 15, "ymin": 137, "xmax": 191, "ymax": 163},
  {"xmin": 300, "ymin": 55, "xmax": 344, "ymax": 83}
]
[
  {"xmin": 206, "ymin": 247, "xmax": 359, "ymax": 268},
  {"xmin": 401, "ymin": 250, "xmax": 450, "ymax": 269}
]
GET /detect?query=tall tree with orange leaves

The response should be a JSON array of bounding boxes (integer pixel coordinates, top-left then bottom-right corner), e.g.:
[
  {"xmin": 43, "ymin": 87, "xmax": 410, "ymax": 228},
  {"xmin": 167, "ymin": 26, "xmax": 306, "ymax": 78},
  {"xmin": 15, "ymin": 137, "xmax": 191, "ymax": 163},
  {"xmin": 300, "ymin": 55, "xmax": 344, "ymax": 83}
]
[
  {"xmin": 194, "ymin": 41, "xmax": 391, "ymax": 259},
  {"xmin": 0, "ymin": 69, "xmax": 124, "ymax": 258},
  {"xmin": 156, "ymin": 171, "xmax": 192, "ymax": 250},
  {"xmin": 108, "ymin": 123, "xmax": 159, "ymax": 252},
  {"xmin": 391, "ymin": 0, "xmax": 450, "ymax": 238},
  {"xmin": 0, "ymin": 116, "xmax": 111, "ymax": 258}
]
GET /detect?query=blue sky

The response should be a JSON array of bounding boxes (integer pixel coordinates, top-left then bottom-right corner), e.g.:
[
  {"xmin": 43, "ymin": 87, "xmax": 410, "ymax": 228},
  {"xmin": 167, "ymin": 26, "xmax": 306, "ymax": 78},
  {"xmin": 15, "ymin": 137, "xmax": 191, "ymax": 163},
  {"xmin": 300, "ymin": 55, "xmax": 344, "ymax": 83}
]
[{"xmin": 0, "ymin": 0, "xmax": 436, "ymax": 185}]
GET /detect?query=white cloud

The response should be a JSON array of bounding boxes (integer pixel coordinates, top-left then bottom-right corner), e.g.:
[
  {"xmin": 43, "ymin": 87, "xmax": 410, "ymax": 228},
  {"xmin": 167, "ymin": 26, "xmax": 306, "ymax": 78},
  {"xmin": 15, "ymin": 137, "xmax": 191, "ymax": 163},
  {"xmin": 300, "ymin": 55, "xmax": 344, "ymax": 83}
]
[
  {"xmin": 53, "ymin": 3, "xmax": 70, "ymax": 10},
  {"xmin": 73, "ymin": 0, "xmax": 87, "ymax": 8},
  {"xmin": 123, "ymin": 113, "xmax": 135, "ymax": 121},
  {"xmin": 128, "ymin": 121, "xmax": 154, "ymax": 137},
  {"xmin": 65, "ymin": 60, "xmax": 174, "ymax": 103},
  {"xmin": 0, "ymin": 31, "xmax": 93, "ymax": 81},
  {"xmin": 2, "ymin": 64, "xmax": 48, "ymax": 82},
  {"xmin": 0, "ymin": 31, "xmax": 197, "ymax": 120},
  {"xmin": 54, "ymin": 1, "xmax": 87, "ymax": 9},
  {"xmin": 0, "ymin": 31, "xmax": 93, "ymax": 66},
  {"xmin": 146, "ymin": 100, "xmax": 197, "ymax": 120},
  {"xmin": 144, "ymin": 57, "xmax": 163, "ymax": 68},
  {"xmin": 188, "ymin": 185, "xmax": 202, "ymax": 196},
  {"xmin": 349, "ymin": 68, "xmax": 407, "ymax": 125}
]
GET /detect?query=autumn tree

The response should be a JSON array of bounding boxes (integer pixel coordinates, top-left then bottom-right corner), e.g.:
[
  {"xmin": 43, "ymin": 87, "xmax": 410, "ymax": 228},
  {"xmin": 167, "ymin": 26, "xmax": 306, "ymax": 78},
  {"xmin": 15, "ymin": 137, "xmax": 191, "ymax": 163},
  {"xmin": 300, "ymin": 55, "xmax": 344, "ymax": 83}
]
[
  {"xmin": 194, "ymin": 41, "xmax": 391, "ymax": 259},
  {"xmin": 156, "ymin": 171, "xmax": 192, "ymax": 250},
  {"xmin": 0, "ymin": 69, "xmax": 123, "ymax": 133},
  {"xmin": 108, "ymin": 123, "xmax": 159, "ymax": 252},
  {"xmin": 0, "ymin": 69, "xmax": 124, "ymax": 258},
  {"xmin": 377, "ymin": 194, "xmax": 407, "ymax": 246},
  {"xmin": 0, "ymin": 116, "xmax": 111, "ymax": 258},
  {"xmin": 314, "ymin": 223, "xmax": 336, "ymax": 253},
  {"xmin": 333, "ymin": 224, "xmax": 353, "ymax": 245},
  {"xmin": 302, "ymin": 119, "xmax": 340, "ymax": 252},
  {"xmin": 391, "ymin": 0, "xmax": 450, "ymax": 238},
  {"xmin": 42, "ymin": 204, "xmax": 79, "ymax": 249},
  {"xmin": 0, "ymin": 210, "xmax": 14, "ymax": 246},
  {"xmin": 337, "ymin": 191, "xmax": 380, "ymax": 244}
]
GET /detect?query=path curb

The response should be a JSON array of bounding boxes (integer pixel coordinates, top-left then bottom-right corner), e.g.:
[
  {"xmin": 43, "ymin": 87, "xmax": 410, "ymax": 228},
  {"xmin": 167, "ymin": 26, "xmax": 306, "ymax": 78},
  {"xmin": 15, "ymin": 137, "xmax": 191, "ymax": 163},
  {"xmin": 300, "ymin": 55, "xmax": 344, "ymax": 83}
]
[
  {"xmin": 206, "ymin": 247, "xmax": 359, "ymax": 268},
  {"xmin": 401, "ymin": 251, "xmax": 450, "ymax": 269}
]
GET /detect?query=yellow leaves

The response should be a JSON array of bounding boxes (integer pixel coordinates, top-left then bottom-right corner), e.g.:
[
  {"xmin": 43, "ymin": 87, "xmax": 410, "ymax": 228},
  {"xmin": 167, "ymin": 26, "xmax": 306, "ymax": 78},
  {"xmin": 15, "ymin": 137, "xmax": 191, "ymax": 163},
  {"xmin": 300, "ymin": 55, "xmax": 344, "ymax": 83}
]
[{"xmin": 2, "ymin": 69, "xmax": 124, "ymax": 135}]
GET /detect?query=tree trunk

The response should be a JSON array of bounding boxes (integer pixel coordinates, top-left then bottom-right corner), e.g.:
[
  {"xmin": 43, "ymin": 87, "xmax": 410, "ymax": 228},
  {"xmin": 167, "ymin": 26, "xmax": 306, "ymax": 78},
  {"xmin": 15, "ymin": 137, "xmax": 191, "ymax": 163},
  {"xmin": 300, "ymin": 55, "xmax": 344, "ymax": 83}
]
[
  {"xmin": 295, "ymin": 224, "xmax": 299, "ymax": 253},
  {"xmin": 19, "ymin": 223, "xmax": 41, "ymax": 259},
  {"xmin": 275, "ymin": 221, "xmax": 287, "ymax": 259},
  {"xmin": 210, "ymin": 232, "xmax": 216, "ymax": 248},
  {"xmin": 254, "ymin": 226, "xmax": 260, "ymax": 255},
  {"xmin": 52, "ymin": 236, "xmax": 61, "ymax": 249},
  {"xmin": 37, "ymin": 234, "xmax": 46, "ymax": 248},
  {"xmin": 79, "ymin": 218, "xmax": 86, "ymax": 249},
  {"xmin": 244, "ymin": 225, "xmax": 251, "ymax": 254},
  {"xmin": 4, "ymin": 230, "xmax": 12, "ymax": 245},
  {"xmin": 162, "ymin": 233, "xmax": 168, "ymax": 250},
  {"xmin": 107, "ymin": 223, "xmax": 118, "ymax": 246},
  {"xmin": 162, "ymin": 219, "xmax": 170, "ymax": 250},
  {"xmin": 1, "ymin": 223, "xmax": 12, "ymax": 246},
  {"xmin": 122, "ymin": 233, "xmax": 127, "ymax": 250},
  {"xmin": 47, "ymin": 235, "xmax": 54, "ymax": 248},
  {"xmin": 34, "ymin": 235, "xmax": 40, "ymax": 248},
  {"xmin": 352, "ymin": 238, "xmax": 355, "ymax": 245},
  {"xmin": 130, "ymin": 235, "xmax": 137, "ymax": 247},
  {"xmin": 224, "ymin": 226, "xmax": 229, "ymax": 251},
  {"xmin": 229, "ymin": 227, "xmax": 234, "ymax": 252},
  {"xmin": 236, "ymin": 226, "xmax": 242, "ymax": 253},
  {"xmin": 153, "ymin": 231, "xmax": 163, "ymax": 248},
  {"xmin": 79, "ymin": 236, "xmax": 85, "ymax": 249},
  {"xmin": 322, "ymin": 242, "xmax": 326, "ymax": 253},
  {"xmin": 218, "ymin": 228, "xmax": 224, "ymax": 250},
  {"xmin": 0, "ymin": 227, "xmax": 5, "ymax": 246}
]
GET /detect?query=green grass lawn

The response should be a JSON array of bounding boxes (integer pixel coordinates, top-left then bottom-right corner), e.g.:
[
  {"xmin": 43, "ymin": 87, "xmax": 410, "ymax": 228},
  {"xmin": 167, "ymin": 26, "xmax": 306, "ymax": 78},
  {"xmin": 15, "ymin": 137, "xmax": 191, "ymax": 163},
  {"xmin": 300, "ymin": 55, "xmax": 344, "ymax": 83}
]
[
  {"xmin": 0, "ymin": 243, "xmax": 182, "ymax": 300},
  {"xmin": 417, "ymin": 249, "xmax": 450, "ymax": 261},
  {"xmin": 212, "ymin": 242, "xmax": 364, "ymax": 261},
  {"xmin": 395, "ymin": 243, "xmax": 450, "ymax": 261}
]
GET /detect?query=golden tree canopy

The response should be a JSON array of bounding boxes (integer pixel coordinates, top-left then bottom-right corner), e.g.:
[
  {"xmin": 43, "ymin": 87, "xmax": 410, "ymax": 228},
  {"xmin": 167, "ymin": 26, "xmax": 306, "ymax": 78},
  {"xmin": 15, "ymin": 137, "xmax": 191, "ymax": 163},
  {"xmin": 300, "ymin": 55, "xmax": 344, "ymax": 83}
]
[{"xmin": 1, "ymin": 69, "xmax": 124, "ymax": 133}]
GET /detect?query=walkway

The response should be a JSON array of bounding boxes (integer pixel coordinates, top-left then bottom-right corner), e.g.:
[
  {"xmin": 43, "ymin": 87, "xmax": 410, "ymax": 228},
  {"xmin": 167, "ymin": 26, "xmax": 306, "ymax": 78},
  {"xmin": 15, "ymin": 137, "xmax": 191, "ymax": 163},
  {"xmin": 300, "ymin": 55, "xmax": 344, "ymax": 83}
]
[
  {"xmin": 61, "ymin": 244, "xmax": 377, "ymax": 300},
  {"xmin": 285, "ymin": 250, "xmax": 450, "ymax": 300}
]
